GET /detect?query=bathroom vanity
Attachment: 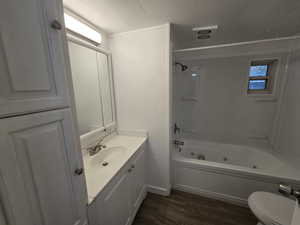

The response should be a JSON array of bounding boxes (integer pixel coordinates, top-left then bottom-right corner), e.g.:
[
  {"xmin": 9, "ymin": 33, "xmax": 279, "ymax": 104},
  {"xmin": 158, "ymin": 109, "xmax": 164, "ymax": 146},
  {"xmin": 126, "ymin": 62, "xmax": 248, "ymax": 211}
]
[
  {"xmin": 85, "ymin": 135, "xmax": 147, "ymax": 225},
  {"xmin": 67, "ymin": 28, "xmax": 148, "ymax": 225}
]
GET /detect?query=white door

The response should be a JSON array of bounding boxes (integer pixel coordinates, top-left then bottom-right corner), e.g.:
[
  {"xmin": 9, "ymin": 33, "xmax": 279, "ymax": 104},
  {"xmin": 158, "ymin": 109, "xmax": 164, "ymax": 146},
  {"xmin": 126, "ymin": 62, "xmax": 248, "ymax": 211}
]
[
  {"xmin": 103, "ymin": 172, "xmax": 132, "ymax": 225},
  {"xmin": 291, "ymin": 201, "xmax": 300, "ymax": 225},
  {"xmin": 0, "ymin": 0, "xmax": 70, "ymax": 117},
  {"xmin": 131, "ymin": 148, "xmax": 146, "ymax": 211},
  {"xmin": 0, "ymin": 109, "xmax": 87, "ymax": 225}
]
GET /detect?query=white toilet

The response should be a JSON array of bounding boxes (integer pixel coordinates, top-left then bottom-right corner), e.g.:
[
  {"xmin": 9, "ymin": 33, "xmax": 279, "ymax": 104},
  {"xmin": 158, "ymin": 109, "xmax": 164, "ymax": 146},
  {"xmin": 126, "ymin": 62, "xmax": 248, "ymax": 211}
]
[{"xmin": 248, "ymin": 192, "xmax": 295, "ymax": 225}]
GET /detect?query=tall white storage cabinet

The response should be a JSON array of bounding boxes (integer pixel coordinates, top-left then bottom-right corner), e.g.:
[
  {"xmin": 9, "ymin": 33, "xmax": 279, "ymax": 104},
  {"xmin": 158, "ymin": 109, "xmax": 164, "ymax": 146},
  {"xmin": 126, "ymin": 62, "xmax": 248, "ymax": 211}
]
[
  {"xmin": 0, "ymin": 0, "xmax": 87, "ymax": 225},
  {"xmin": 0, "ymin": 0, "xmax": 70, "ymax": 117},
  {"xmin": 0, "ymin": 110, "xmax": 86, "ymax": 225}
]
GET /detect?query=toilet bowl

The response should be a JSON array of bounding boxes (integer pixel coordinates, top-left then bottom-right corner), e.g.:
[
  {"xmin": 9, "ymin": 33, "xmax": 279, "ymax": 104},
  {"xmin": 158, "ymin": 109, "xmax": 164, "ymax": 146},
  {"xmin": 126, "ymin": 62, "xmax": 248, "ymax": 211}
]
[{"xmin": 248, "ymin": 192, "xmax": 295, "ymax": 225}]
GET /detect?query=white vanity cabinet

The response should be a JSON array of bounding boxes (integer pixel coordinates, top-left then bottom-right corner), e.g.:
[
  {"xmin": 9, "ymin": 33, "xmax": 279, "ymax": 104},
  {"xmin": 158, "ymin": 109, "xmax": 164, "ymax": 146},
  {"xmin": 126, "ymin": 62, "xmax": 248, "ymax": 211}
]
[
  {"xmin": 130, "ymin": 148, "xmax": 146, "ymax": 213},
  {"xmin": 0, "ymin": 109, "xmax": 87, "ymax": 225},
  {"xmin": 88, "ymin": 146, "xmax": 146, "ymax": 225},
  {"xmin": 102, "ymin": 169, "xmax": 132, "ymax": 225},
  {"xmin": 0, "ymin": 0, "xmax": 70, "ymax": 118}
]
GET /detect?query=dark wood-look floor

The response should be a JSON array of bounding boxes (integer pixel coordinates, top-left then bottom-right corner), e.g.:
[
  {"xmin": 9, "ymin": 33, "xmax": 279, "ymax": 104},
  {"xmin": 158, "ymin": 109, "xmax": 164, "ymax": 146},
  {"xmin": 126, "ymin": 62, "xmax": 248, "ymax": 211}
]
[{"xmin": 133, "ymin": 190, "xmax": 257, "ymax": 225}]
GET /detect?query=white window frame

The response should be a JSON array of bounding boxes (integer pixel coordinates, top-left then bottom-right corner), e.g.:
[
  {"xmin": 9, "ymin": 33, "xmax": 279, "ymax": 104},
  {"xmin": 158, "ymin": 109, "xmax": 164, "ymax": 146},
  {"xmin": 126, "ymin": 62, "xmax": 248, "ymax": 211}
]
[{"xmin": 245, "ymin": 58, "xmax": 280, "ymax": 100}]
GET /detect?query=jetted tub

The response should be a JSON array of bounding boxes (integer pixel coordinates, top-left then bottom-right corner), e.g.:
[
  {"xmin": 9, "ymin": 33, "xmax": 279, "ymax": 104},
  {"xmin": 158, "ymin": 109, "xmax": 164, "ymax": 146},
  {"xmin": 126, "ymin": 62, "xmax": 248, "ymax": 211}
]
[{"xmin": 173, "ymin": 139, "xmax": 300, "ymax": 206}]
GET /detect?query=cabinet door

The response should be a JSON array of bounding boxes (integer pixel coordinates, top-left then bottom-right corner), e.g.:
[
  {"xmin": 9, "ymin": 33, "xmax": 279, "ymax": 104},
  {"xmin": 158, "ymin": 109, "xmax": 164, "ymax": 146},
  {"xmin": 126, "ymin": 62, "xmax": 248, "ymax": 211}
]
[
  {"xmin": 0, "ymin": 0, "xmax": 70, "ymax": 117},
  {"xmin": 0, "ymin": 109, "xmax": 87, "ymax": 225},
  {"xmin": 103, "ymin": 172, "xmax": 131, "ymax": 225},
  {"xmin": 131, "ymin": 148, "xmax": 146, "ymax": 211},
  {"xmin": 97, "ymin": 52, "xmax": 115, "ymax": 126}
]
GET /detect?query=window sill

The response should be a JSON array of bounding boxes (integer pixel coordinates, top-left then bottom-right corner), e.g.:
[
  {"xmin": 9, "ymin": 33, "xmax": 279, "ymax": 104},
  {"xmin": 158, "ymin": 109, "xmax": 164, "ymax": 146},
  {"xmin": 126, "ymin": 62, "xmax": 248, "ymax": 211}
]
[{"xmin": 247, "ymin": 94, "xmax": 277, "ymax": 102}]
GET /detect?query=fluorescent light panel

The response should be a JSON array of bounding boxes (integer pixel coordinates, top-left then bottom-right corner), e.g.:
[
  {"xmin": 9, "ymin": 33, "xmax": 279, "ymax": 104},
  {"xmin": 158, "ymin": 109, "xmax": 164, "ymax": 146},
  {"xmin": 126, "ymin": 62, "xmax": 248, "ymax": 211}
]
[{"xmin": 64, "ymin": 13, "xmax": 102, "ymax": 44}]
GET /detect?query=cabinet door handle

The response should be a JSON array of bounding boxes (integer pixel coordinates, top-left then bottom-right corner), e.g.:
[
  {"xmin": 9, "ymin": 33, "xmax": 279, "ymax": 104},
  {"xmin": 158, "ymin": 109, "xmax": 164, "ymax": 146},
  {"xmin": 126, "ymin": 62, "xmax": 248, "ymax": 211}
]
[
  {"xmin": 51, "ymin": 20, "xmax": 62, "ymax": 30},
  {"xmin": 131, "ymin": 165, "xmax": 135, "ymax": 169},
  {"xmin": 128, "ymin": 168, "xmax": 132, "ymax": 173},
  {"xmin": 74, "ymin": 168, "xmax": 84, "ymax": 176}
]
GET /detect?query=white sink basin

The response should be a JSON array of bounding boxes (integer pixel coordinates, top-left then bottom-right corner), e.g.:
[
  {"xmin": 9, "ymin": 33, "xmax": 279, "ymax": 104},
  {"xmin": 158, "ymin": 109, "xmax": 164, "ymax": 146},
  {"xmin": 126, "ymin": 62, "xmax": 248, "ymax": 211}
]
[
  {"xmin": 84, "ymin": 146, "xmax": 128, "ymax": 170},
  {"xmin": 91, "ymin": 146, "xmax": 127, "ymax": 166},
  {"xmin": 80, "ymin": 135, "xmax": 147, "ymax": 203}
]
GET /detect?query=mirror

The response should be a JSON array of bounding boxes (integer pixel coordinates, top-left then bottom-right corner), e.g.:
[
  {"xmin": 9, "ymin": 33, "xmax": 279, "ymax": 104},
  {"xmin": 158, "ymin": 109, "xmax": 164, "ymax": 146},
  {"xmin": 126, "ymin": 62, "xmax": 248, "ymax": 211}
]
[
  {"xmin": 97, "ymin": 52, "xmax": 114, "ymax": 126},
  {"xmin": 68, "ymin": 39, "xmax": 115, "ymax": 136}
]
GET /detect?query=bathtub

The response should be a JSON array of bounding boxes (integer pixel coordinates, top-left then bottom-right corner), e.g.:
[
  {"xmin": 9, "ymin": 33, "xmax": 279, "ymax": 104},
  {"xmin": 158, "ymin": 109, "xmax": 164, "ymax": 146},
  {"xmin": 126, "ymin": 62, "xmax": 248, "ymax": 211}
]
[{"xmin": 173, "ymin": 139, "xmax": 300, "ymax": 206}]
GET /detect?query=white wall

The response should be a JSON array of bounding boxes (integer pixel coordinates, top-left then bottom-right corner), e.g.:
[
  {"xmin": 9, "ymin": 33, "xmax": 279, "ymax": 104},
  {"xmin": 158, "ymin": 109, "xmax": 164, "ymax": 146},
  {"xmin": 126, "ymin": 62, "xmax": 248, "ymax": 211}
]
[
  {"xmin": 109, "ymin": 24, "xmax": 172, "ymax": 194},
  {"xmin": 174, "ymin": 41, "xmax": 292, "ymax": 150},
  {"xmin": 275, "ymin": 40, "xmax": 300, "ymax": 169}
]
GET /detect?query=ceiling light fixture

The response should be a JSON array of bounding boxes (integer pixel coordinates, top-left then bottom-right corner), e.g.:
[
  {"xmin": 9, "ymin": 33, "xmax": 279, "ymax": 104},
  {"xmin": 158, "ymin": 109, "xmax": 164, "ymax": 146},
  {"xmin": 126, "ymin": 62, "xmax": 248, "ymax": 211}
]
[{"xmin": 64, "ymin": 13, "xmax": 102, "ymax": 45}]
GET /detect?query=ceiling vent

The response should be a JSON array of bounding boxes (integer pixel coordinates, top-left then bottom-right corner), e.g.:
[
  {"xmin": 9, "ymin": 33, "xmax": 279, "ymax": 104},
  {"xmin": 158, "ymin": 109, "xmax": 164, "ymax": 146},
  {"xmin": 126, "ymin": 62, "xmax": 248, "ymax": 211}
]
[{"xmin": 192, "ymin": 25, "xmax": 218, "ymax": 40}]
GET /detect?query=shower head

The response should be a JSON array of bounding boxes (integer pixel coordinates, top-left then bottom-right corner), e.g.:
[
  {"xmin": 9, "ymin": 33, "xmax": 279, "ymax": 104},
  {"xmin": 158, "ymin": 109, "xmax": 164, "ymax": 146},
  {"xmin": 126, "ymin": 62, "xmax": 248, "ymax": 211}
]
[{"xmin": 175, "ymin": 62, "xmax": 188, "ymax": 71}]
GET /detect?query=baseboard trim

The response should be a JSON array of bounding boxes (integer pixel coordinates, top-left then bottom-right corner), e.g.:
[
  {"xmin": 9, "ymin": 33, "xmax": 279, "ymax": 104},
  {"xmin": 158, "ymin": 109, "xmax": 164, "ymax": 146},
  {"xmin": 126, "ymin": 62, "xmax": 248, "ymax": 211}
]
[
  {"xmin": 147, "ymin": 185, "xmax": 171, "ymax": 196},
  {"xmin": 173, "ymin": 184, "xmax": 248, "ymax": 207}
]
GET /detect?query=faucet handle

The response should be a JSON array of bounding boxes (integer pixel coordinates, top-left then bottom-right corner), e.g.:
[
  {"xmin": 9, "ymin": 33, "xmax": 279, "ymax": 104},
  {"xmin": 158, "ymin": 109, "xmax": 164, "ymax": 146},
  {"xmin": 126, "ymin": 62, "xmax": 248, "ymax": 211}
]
[
  {"xmin": 294, "ymin": 190, "xmax": 300, "ymax": 201},
  {"xmin": 279, "ymin": 183, "xmax": 300, "ymax": 201},
  {"xmin": 174, "ymin": 140, "xmax": 184, "ymax": 146},
  {"xmin": 279, "ymin": 183, "xmax": 293, "ymax": 196}
]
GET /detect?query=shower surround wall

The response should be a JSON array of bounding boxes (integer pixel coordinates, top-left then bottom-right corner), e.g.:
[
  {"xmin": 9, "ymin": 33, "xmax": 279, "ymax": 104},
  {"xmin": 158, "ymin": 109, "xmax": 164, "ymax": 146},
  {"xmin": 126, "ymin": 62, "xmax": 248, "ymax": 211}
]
[
  {"xmin": 174, "ymin": 39, "xmax": 296, "ymax": 150},
  {"xmin": 172, "ymin": 38, "xmax": 300, "ymax": 204},
  {"xmin": 275, "ymin": 40, "xmax": 300, "ymax": 169}
]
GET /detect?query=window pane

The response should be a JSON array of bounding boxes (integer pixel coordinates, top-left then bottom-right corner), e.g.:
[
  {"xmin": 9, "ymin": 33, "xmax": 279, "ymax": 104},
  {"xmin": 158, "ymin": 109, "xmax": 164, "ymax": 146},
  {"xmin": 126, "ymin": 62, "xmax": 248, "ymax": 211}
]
[
  {"xmin": 249, "ymin": 65, "xmax": 268, "ymax": 77},
  {"xmin": 248, "ymin": 80, "xmax": 267, "ymax": 90}
]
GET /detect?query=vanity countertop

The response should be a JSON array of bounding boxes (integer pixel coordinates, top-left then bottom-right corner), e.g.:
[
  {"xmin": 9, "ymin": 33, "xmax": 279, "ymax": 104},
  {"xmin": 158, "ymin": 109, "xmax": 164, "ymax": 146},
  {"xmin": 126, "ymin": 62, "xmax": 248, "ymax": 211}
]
[{"xmin": 82, "ymin": 134, "xmax": 147, "ymax": 204}]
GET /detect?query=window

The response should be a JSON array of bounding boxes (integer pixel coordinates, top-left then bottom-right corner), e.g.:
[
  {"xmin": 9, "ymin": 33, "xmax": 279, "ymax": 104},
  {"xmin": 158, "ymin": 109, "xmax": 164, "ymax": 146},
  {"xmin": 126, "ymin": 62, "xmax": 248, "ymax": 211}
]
[
  {"xmin": 247, "ymin": 60, "xmax": 277, "ymax": 94},
  {"xmin": 64, "ymin": 13, "xmax": 102, "ymax": 45}
]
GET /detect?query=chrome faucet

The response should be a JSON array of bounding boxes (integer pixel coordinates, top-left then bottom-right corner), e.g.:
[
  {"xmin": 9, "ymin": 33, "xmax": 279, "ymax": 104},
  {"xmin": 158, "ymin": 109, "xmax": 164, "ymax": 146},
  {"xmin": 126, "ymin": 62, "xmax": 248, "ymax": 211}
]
[
  {"xmin": 86, "ymin": 133, "xmax": 108, "ymax": 156},
  {"xmin": 87, "ymin": 143, "xmax": 106, "ymax": 156}
]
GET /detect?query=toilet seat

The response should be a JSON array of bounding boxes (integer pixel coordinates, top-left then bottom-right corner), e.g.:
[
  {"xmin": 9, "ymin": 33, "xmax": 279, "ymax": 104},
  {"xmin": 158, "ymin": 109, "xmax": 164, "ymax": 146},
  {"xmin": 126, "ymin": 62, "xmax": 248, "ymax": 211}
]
[{"xmin": 248, "ymin": 192, "xmax": 295, "ymax": 225}]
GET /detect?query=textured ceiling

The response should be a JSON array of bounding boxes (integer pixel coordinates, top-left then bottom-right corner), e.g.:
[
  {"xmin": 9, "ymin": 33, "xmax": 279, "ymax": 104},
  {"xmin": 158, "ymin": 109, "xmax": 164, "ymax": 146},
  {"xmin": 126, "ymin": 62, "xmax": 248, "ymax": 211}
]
[{"xmin": 63, "ymin": 0, "xmax": 300, "ymax": 48}]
